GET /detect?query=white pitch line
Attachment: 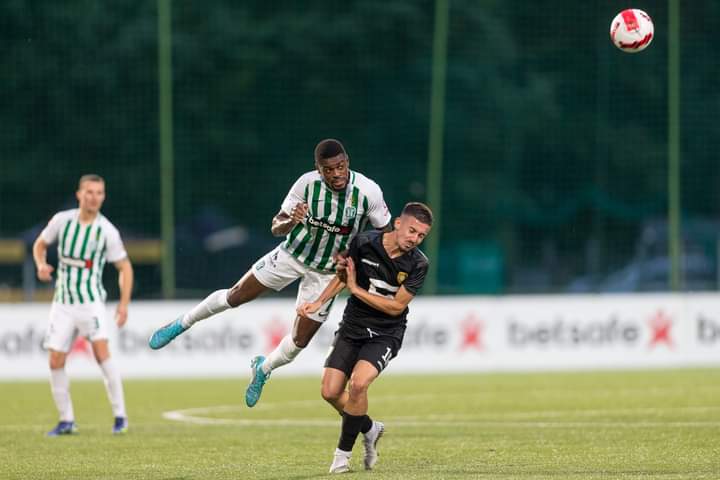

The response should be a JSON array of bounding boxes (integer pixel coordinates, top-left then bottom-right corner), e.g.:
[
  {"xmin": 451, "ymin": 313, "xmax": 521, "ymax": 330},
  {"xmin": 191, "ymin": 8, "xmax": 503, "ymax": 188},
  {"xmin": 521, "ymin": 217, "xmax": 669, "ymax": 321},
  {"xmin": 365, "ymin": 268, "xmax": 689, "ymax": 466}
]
[
  {"xmin": 162, "ymin": 400, "xmax": 720, "ymax": 429},
  {"xmin": 162, "ymin": 411, "xmax": 720, "ymax": 429}
]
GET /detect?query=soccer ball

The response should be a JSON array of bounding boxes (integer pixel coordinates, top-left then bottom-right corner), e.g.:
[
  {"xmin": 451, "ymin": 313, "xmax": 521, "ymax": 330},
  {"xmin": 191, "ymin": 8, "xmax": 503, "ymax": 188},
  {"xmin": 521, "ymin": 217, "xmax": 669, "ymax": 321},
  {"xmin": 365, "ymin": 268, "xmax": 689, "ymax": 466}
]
[{"xmin": 610, "ymin": 9, "xmax": 654, "ymax": 53}]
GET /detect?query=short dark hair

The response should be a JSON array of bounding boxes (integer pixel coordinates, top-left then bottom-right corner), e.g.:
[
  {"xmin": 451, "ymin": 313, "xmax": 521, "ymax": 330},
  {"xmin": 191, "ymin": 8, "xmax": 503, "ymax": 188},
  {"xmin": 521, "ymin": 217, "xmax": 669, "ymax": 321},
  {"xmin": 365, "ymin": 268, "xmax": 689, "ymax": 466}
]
[
  {"xmin": 78, "ymin": 174, "xmax": 105, "ymax": 189},
  {"xmin": 402, "ymin": 202, "xmax": 433, "ymax": 226},
  {"xmin": 314, "ymin": 139, "xmax": 347, "ymax": 163}
]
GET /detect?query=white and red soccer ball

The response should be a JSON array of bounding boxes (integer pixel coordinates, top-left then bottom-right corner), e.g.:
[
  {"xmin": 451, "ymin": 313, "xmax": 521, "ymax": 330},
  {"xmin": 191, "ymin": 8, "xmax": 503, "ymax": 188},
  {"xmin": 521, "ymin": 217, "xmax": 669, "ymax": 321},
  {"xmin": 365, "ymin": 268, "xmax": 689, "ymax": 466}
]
[{"xmin": 610, "ymin": 9, "xmax": 654, "ymax": 53}]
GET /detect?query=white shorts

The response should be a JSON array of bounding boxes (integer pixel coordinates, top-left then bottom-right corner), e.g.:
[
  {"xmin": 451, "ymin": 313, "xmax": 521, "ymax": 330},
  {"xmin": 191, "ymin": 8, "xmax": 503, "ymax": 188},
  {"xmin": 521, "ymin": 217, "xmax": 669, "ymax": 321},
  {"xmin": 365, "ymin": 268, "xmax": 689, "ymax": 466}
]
[
  {"xmin": 252, "ymin": 245, "xmax": 337, "ymax": 323},
  {"xmin": 43, "ymin": 301, "xmax": 109, "ymax": 353}
]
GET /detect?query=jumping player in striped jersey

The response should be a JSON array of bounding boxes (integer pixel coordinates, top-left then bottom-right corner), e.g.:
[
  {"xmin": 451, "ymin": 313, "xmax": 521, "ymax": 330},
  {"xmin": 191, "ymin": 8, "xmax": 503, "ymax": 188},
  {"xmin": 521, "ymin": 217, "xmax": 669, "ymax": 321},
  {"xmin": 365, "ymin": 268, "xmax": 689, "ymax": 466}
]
[
  {"xmin": 32, "ymin": 174, "xmax": 134, "ymax": 436},
  {"xmin": 149, "ymin": 139, "xmax": 392, "ymax": 407}
]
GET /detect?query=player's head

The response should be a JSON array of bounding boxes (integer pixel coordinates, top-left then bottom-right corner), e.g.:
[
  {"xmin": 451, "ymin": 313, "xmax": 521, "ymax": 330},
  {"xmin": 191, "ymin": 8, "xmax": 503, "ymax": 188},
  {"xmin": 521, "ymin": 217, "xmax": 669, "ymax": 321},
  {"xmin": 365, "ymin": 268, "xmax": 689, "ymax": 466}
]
[
  {"xmin": 394, "ymin": 202, "xmax": 433, "ymax": 252},
  {"xmin": 314, "ymin": 138, "xmax": 349, "ymax": 191},
  {"xmin": 76, "ymin": 174, "xmax": 106, "ymax": 214}
]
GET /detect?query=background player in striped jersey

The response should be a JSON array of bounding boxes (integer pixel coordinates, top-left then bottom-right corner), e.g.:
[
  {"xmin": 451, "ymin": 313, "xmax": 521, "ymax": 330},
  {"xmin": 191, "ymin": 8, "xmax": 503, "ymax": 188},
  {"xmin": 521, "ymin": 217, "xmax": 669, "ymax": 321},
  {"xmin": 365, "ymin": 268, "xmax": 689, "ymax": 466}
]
[
  {"xmin": 297, "ymin": 202, "xmax": 432, "ymax": 473},
  {"xmin": 32, "ymin": 174, "xmax": 134, "ymax": 436},
  {"xmin": 149, "ymin": 139, "xmax": 391, "ymax": 407}
]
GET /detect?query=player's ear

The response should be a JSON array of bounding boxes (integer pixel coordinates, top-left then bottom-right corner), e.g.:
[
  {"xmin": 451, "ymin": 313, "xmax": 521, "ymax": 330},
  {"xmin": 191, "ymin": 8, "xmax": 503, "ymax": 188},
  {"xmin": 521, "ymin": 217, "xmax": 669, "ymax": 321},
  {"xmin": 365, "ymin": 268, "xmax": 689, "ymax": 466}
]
[{"xmin": 394, "ymin": 217, "xmax": 401, "ymax": 230}]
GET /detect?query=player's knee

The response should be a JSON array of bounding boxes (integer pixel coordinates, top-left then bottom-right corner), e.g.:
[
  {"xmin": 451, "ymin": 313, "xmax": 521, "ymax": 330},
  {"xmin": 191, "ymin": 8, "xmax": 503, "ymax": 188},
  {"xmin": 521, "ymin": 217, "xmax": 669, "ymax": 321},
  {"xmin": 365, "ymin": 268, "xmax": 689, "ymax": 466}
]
[
  {"xmin": 49, "ymin": 355, "xmax": 65, "ymax": 370},
  {"xmin": 347, "ymin": 377, "xmax": 370, "ymax": 398},
  {"xmin": 294, "ymin": 315, "xmax": 323, "ymax": 348},
  {"xmin": 94, "ymin": 351, "xmax": 110, "ymax": 364},
  {"xmin": 227, "ymin": 276, "xmax": 265, "ymax": 307},
  {"xmin": 321, "ymin": 384, "xmax": 342, "ymax": 404},
  {"xmin": 291, "ymin": 333, "xmax": 310, "ymax": 348},
  {"xmin": 226, "ymin": 286, "xmax": 242, "ymax": 307}
]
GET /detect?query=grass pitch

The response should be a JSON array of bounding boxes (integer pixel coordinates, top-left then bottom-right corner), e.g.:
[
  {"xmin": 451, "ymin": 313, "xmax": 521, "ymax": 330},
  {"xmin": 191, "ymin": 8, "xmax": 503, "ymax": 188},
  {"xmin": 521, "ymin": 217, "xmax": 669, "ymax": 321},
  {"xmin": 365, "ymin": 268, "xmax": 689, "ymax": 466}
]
[{"xmin": 1, "ymin": 369, "xmax": 719, "ymax": 479}]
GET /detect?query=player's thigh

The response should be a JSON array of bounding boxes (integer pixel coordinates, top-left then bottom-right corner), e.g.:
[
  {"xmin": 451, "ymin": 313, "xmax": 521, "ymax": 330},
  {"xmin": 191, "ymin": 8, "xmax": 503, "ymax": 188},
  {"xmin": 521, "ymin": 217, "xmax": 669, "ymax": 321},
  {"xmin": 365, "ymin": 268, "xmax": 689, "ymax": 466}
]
[
  {"xmin": 357, "ymin": 335, "xmax": 402, "ymax": 375},
  {"xmin": 251, "ymin": 245, "xmax": 304, "ymax": 291},
  {"xmin": 296, "ymin": 269, "xmax": 337, "ymax": 322},
  {"xmin": 347, "ymin": 360, "xmax": 381, "ymax": 393},
  {"xmin": 324, "ymin": 331, "xmax": 361, "ymax": 378},
  {"xmin": 43, "ymin": 302, "xmax": 80, "ymax": 353}
]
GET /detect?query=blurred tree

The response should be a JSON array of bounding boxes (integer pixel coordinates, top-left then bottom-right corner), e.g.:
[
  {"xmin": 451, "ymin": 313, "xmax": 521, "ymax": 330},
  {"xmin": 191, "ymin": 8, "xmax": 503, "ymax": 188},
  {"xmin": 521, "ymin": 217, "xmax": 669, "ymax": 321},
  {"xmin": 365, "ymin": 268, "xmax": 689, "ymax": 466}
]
[{"xmin": 1, "ymin": 0, "xmax": 719, "ymax": 295}]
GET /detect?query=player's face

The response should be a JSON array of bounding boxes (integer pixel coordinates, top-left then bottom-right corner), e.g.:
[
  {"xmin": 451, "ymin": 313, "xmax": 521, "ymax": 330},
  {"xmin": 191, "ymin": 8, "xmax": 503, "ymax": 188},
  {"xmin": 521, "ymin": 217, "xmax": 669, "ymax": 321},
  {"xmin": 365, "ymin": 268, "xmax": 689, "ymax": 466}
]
[
  {"xmin": 394, "ymin": 215, "xmax": 431, "ymax": 252},
  {"xmin": 317, "ymin": 154, "xmax": 349, "ymax": 191},
  {"xmin": 76, "ymin": 180, "xmax": 106, "ymax": 214}
]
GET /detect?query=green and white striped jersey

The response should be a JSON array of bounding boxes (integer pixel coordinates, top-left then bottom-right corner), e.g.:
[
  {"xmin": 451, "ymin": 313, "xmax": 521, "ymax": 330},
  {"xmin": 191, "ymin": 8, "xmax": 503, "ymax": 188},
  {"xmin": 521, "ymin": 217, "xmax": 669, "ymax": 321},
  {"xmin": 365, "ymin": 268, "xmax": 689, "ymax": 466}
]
[
  {"xmin": 281, "ymin": 170, "xmax": 391, "ymax": 272},
  {"xmin": 40, "ymin": 209, "xmax": 127, "ymax": 304}
]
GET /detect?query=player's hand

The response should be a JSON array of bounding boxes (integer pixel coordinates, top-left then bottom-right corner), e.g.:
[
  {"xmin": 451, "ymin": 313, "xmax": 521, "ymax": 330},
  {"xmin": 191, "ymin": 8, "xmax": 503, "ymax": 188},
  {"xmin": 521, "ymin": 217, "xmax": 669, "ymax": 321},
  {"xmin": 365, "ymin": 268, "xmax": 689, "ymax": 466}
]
[
  {"xmin": 36, "ymin": 263, "xmax": 54, "ymax": 282},
  {"xmin": 345, "ymin": 257, "xmax": 358, "ymax": 293},
  {"xmin": 290, "ymin": 202, "xmax": 309, "ymax": 224},
  {"xmin": 115, "ymin": 304, "xmax": 128, "ymax": 328},
  {"xmin": 333, "ymin": 250, "xmax": 349, "ymax": 265},
  {"xmin": 334, "ymin": 251, "xmax": 349, "ymax": 283},
  {"xmin": 297, "ymin": 301, "xmax": 322, "ymax": 317}
]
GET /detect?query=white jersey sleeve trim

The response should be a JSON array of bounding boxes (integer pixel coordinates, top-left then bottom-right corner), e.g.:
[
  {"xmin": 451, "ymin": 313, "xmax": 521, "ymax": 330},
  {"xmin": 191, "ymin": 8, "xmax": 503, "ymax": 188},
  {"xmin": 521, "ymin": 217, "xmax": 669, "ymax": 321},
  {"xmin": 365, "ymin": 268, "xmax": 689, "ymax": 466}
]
[
  {"xmin": 101, "ymin": 217, "xmax": 128, "ymax": 263},
  {"xmin": 280, "ymin": 171, "xmax": 317, "ymax": 216},
  {"xmin": 40, "ymin": 210, "xmax": 77, "ymax": 245},
  {"xmin": 353, "ymin": 172, "xmax": 391, "ymax": 228}
]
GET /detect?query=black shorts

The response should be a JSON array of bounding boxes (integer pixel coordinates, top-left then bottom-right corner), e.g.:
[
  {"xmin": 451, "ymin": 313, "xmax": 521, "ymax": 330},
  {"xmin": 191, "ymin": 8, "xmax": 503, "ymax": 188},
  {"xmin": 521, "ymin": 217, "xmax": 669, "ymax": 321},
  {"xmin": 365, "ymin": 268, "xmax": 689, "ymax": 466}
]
[{"xmin": 324, "ymin": 329, "xmax": 402, "ymax": 377}]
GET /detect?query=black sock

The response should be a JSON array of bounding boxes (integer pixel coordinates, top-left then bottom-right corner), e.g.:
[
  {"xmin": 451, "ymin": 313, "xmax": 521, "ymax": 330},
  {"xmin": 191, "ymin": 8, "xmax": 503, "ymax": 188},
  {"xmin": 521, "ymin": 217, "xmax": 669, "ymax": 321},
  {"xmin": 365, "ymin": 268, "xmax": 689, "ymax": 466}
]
[
  {"xmin": 338, "ymin": 411, "xmax": 372, "ymax": 434},
  {"xmin": 360, "ymin": 415, "xmax": 373, "ymax": 434},
  {"xmin": 338, "ymin": 412, "xmax": 366, "ymax": 451}
]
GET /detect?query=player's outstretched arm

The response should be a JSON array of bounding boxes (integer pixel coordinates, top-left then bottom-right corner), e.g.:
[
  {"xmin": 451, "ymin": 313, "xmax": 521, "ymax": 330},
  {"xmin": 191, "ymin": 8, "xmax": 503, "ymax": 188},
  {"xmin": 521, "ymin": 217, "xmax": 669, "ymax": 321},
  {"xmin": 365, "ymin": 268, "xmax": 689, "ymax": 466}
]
[
  {"xmin": 297, "ymin": 274, "xmax": 346, "ymax": 317},
  {"xmin": 32, "ymin": 236, "xmax": 54, "ymax": 282}
]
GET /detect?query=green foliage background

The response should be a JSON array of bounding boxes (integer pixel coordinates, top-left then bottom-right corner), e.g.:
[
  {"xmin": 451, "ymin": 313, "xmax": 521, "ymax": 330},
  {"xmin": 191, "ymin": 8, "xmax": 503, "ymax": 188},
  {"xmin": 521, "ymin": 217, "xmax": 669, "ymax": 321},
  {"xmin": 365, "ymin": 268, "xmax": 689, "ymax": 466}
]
[{"xmin": 2, "ymin": 1, "xmax": 719, "ymax": 296}]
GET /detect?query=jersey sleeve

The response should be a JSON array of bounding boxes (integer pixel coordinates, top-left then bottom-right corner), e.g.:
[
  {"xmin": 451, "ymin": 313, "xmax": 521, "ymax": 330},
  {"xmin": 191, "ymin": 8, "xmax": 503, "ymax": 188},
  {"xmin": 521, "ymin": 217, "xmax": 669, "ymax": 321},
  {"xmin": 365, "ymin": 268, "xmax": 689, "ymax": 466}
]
[
  {"xmin": 39, "ymin": 212, "xmax": 64, "ymax": 245},
  {"xmin": 105, "ymin": 225, "xmax": 128, "ymax": 263},
  {"xmin": 280, "ymin": 174, "xmax": 310, "ymax": 215},
  {"xmin": 402, "ymin": 258, "xmax": 429, "ymax": 296},
  {"xmin": 365, "ymin": 183, "xmax": 391, "ymax": 229}
]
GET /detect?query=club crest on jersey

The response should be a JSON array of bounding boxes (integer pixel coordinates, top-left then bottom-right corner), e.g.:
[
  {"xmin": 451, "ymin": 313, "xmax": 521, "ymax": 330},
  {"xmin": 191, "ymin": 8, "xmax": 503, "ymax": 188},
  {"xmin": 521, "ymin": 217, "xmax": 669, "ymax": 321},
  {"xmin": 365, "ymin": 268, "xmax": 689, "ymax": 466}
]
[
  {"xmin": 397, "ymin": 272, "xmax": 408, "ymax": 284},
  {"xmin": 344, "ymin": 206, "xmax": 357, "ymax": 219}
]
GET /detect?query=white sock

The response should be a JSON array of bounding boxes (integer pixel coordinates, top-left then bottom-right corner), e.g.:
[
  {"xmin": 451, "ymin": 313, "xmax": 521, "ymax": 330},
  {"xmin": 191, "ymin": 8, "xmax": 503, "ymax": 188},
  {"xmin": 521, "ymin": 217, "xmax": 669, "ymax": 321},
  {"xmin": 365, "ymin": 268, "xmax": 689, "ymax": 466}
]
[
  {"xmin": 50, "ymin": 368, "xmax": 74, "ymax": 422},
  {"xmin": 263, "ymin": 334, "xmax": 303, "ymax": 374},
  {"xmin": 181, "ymin": 289, "xmax": 231, "ymax": 328},
  {"xmin": 99, "ymin": 358, "xmax": 127, "ymax": 418},
  {"xmin": 335, "ymin": 448, "xmax": 352, "ymax": 457}
]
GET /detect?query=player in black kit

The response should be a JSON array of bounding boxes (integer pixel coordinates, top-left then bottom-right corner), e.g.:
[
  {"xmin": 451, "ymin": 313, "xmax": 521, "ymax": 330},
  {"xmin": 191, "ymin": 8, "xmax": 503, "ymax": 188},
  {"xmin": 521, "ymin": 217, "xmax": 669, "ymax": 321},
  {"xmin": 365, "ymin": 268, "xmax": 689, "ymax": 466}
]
[{"xmin": 297, "ymin": 202, "xmax": 433, "ymax": 474}]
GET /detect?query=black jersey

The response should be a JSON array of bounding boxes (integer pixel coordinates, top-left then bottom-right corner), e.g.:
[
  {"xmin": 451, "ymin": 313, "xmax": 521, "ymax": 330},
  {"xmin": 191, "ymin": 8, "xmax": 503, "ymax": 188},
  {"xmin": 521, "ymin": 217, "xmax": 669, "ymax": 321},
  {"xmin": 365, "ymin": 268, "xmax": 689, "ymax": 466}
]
[{"xmin": 341, "ymin": 229, "xmax": 429, "ymax": 338}]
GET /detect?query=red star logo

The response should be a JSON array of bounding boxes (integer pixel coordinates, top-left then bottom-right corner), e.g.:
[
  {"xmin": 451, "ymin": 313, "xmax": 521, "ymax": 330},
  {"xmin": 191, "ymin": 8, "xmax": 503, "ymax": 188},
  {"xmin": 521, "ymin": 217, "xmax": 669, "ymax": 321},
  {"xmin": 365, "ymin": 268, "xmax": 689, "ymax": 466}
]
[
  {"xmin": 460, "ymin": 314, "xmax": 484, "ymax": 351},
  {"xmin": 264, "ymin": 317, "xmax": 288, "ymax": 353},
  {"xmin": 69, "ymin": 337, "xmax": 92, "ymax": 357},
  {"xmin": 648, "ymin": 310, "xmax": 674, "ymax": 349}
]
